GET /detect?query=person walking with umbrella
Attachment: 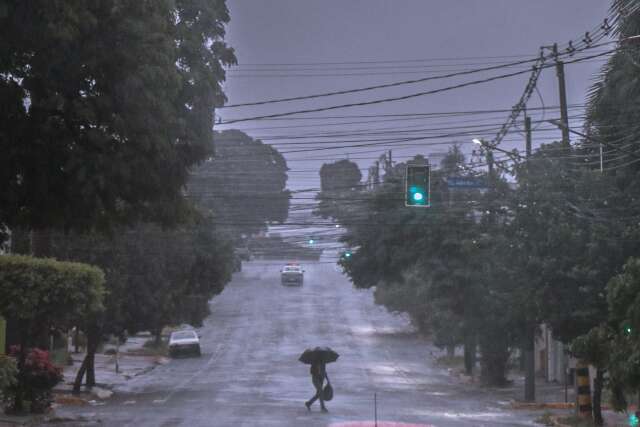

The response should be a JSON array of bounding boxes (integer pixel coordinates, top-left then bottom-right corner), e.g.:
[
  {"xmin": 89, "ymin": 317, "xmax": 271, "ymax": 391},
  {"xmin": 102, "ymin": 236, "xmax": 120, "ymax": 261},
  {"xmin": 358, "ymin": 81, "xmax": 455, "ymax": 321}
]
[
  {"xmin": 299, "ymin": 346, "xmax": 339, "ymax": 413},
  {"xmin": 306, "ymin": 360, "xmax": 328, "ymax": 412}
]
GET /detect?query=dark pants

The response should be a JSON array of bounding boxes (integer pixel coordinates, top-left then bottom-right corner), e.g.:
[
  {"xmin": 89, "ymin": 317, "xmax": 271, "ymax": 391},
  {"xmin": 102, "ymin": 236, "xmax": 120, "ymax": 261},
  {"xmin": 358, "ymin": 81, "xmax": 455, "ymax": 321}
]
[{"xmin": 307, "ymin": 375, "xmax": 325, "ymax": 408}]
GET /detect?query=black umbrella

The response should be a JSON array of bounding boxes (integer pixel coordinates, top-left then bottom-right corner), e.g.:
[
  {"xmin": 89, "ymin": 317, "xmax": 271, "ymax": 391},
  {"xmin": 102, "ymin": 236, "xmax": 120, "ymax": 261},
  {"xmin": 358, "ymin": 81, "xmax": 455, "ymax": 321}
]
[{"xmin": 298, "ymin": 346, "xmax": 339, "ymax": 364}]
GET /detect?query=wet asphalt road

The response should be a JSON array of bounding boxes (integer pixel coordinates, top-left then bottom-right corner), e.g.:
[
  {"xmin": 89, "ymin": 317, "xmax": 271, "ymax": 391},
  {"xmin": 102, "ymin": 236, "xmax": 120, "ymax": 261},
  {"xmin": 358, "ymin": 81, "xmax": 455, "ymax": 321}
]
[{"xmin": 58, "ymin": 254, "xmax": 540, "ymax": 427}]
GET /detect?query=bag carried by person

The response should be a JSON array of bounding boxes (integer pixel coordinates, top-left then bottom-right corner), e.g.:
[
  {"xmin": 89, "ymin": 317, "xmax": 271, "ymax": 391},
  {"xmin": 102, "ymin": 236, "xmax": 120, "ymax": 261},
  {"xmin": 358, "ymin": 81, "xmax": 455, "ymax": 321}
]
[{"xmin": 323, "ymin": 373, "xmax": 334, "ymax": 401}]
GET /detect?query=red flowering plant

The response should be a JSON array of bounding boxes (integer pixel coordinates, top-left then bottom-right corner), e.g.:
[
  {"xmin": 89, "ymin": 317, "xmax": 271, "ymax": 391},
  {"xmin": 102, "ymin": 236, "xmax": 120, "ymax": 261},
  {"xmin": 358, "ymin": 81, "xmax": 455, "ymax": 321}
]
[{"xmin": 3, "ymin": 346, "xmax": 63, "ymax": 414}]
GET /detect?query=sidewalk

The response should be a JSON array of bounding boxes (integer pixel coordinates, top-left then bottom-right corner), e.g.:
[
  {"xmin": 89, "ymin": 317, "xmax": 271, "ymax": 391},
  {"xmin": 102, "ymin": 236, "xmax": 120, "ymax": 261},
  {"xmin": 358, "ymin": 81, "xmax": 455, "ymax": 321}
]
[
  {"xmin": 442, "ymin": 360, "xmax": 632, "ymax": 426},
  {"xmin": 489, "ymin": 372, "xmax": 631, "ymax": 426},
  {"xmin": 0, "ymin": 335, "xmax": 165, "ymax": 426},
  {"xmin": 54, "ymin": 334, "xmax": 168, "ymax": 401}
]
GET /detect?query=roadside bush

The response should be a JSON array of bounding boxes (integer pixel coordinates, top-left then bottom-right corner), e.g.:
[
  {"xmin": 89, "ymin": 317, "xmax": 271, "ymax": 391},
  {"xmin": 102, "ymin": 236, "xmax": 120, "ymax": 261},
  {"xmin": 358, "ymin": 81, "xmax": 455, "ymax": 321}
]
[
  {"xmin": 142, "ymin": 338, "xmax": 168, "ymax": 356},
  {"xmin": 4, "ymin": 347, "xmax": 63, "ymax": 414}
]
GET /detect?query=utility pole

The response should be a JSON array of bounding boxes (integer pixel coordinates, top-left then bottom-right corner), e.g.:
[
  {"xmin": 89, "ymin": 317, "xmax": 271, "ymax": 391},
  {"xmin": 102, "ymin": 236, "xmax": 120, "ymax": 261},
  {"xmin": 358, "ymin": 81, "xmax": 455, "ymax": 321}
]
[
  {"xmin": 553, "ymin": 43, "xmax": 571, "ymax": 146},
  {"xmin": 599, "ymin": 144, "xmax": 604, "ymax": 172},
  {"xmin": 488, "ymin": 149, "xmax": 495, "ymax": 225},
  {"xmin": 525, "ymin": 116, "xmax": 532, "ymax": 158},
  {"xmin": 523, "ymin": 114, "xmax": 536, "ymax": 402},
  {"xmin": 387, "ymin": 150, "xmax": 393, "ymax": 170},
  {"xmin": 374, "ymin": 161, "xmax": 380, "ymax": 188}
]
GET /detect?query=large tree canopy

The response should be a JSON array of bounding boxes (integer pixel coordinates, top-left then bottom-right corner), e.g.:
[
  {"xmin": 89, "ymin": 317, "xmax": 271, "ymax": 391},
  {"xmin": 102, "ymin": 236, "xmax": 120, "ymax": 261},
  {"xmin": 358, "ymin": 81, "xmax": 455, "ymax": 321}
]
[
  {"xmin": 0, "ymin": 0, "xmax": 236, "ymax": 231},
  {"xmin": 188, "ymin": 130, "xmax": 290, "ymax": 237},
  {"xmin": 315, "ymin": 159, "xmax": 362, "ymax": 220}
]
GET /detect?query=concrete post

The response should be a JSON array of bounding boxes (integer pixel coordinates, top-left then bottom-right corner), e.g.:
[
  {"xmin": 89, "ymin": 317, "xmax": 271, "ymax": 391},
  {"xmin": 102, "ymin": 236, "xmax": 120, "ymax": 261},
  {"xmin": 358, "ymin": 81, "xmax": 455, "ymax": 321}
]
[{"xmin": 0, "ymin": 315, "xmax": 5, "ymax": 354}]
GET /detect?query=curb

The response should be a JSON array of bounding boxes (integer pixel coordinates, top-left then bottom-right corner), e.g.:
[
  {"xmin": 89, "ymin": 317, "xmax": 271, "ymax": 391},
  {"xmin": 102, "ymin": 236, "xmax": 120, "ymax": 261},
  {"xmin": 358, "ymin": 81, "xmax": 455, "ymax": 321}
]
[
  {"xmin": 512, "ymin": 402, "xmax": 574, "ymax": 410},
  {"xmin": 0, "ymin": 415, "xmax": 44, "ymax": 426}
]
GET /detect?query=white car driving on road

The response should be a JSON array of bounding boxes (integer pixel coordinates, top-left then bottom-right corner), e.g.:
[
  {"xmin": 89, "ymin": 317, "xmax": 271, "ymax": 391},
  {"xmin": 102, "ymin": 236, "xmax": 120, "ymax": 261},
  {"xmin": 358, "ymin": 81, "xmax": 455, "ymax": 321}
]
[
  {"xmin": 281, "ymin": 263, "xmax": 304, "ymax": 286},
  {"xmin": 169, "ymin": 330, "xmax": 201, "ymax": 357}
]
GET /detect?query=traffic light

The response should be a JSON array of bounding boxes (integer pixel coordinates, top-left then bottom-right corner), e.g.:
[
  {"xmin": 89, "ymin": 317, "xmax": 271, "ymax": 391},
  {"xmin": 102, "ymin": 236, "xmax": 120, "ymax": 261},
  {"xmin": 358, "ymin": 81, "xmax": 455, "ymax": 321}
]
[{"xmin": 405, "ymin": 164, "xmax": 430, "ymax": 207}]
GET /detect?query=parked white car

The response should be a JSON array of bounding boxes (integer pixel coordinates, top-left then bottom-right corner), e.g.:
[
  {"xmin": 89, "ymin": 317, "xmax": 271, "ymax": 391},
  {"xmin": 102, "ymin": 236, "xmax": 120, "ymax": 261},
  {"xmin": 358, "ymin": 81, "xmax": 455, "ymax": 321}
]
[{"xmin": 168, "ymin": 330, "xmax": 201, "ymax": 357}]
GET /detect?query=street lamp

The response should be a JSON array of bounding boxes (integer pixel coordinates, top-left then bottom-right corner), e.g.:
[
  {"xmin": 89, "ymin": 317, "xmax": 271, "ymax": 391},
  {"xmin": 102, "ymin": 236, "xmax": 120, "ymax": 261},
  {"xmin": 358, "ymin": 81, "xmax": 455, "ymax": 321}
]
[{"xmin": 472, "ymin": 138, "xmax": 494, "ymax": 178}]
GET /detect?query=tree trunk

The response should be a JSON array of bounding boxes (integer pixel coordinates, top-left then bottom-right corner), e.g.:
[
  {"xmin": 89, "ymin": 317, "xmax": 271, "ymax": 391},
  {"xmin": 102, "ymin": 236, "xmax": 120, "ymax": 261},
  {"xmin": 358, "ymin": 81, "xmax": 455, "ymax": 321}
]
[
  {"xmin": 31, "ymin": 229, "xmax": 52, "ymax": 257},
  {"xmin": 480, "ymin": 337, "xmax": 510, "ymax": 387},
  {"xmin": 13, "ymin": 331, "xmax": 28, "ymax": 412},
  {"xmin": 464, "ymin": 333, "xmax": 476, "ymax": 376},
  {"xmin": 10, "ymin": 227, "xmax": 31, "ymax": 255},
  {"xmin": 446, "ymin": 345, "xmax": 455, "ymax": 358},
  {"xmin": 74, "ymin": 328, "xmax": 80, "ymax": 353},
  {"xmin": 154, "ymin": 328, "xmax": 163, "ymax": 346},
  {"xmin": 72, "ymin": 356, "xmax": 88, "ymax": 394},
  {"xmin": 481, "ymin": 358, "xmax": 509, "ymax": 386},
  {"xmin": 592, "ymin": 368, "xmax": 604, "ymax": 426},
  {"xmin": 85, "ymin": 326, "xmax": 100, "ymax": 387},
  {"xmin": 524, "ymin": 326, "xmax": 536, "ymax": 402},
  {"xmin": 73, "ymin": 325, "xmax": 99, "ymax": 392}
]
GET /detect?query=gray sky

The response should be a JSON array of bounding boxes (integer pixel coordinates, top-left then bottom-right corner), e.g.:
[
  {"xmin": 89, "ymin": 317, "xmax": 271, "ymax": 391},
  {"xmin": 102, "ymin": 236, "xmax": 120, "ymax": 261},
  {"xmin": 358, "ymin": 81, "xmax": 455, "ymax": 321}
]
[{"xmin": 217, "ymin": 1, "xmax": 611, "ymax": 196}]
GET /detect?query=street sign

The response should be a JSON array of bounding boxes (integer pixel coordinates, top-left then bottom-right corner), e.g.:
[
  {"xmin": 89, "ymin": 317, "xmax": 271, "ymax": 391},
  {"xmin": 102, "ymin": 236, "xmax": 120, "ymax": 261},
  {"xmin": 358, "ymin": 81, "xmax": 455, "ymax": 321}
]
[{"xmin": 446, "ymin": 176, "xmax": 487, "ymax": 189}]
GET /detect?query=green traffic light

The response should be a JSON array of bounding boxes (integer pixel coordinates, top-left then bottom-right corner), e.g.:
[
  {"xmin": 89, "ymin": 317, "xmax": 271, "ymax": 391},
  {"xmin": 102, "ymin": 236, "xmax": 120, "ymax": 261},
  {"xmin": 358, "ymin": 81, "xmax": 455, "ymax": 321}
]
[
  {"xmin": 309, "ymin": 239, "xmax": 315, "ymax": 244},
  {"xmin": 629, "ymin": 412, "xmax": 639, "ymax": 427},
  {"xmin": 406, "ymin": 165, "xmax": 430, "ymax": 207}
]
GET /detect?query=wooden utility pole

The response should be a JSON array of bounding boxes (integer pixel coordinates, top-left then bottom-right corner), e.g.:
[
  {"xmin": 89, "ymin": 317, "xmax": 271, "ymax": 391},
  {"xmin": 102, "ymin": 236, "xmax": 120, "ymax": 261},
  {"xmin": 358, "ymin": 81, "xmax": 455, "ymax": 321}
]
[
  {"xmin": 523, "ymin": 114, "xmax": 536, "ymax": 402},
  {"xmin": 525, "ymin": 116, "xmax": 532, "ymax": 157},
  {"xmin": 374, "ymin": 161, "xmax": 380, "ymax": 188},
  {"xmin": 553, "ymin": 43, "xmax": 571, "ymax": 146}
]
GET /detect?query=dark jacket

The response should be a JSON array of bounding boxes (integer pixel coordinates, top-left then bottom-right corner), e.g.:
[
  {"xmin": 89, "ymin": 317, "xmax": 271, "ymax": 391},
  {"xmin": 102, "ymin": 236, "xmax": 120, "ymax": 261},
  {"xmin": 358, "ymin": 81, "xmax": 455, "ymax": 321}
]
[{"xmin": 310, "ymin": 362, "xmax": 326, "ymax": 380}]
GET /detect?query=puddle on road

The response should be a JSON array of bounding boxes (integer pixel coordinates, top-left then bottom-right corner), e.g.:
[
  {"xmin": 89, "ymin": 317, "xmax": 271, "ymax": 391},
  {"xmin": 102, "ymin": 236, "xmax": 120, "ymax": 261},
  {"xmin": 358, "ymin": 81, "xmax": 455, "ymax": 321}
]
[{"xmin": 407, "ymin": 408, "xmax": 534, "ymax": 424}]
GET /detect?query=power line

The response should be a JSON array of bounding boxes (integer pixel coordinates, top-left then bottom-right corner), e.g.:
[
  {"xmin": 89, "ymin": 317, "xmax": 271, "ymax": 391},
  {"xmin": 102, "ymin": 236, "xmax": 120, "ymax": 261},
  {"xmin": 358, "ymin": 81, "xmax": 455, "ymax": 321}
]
[
  {"xmin": 220, "ymin": 50, "xmax": 614, "ymax": 125},
  {"xmin": 222, "ymin": 56, "xmax": 543, "ymax": 108}
]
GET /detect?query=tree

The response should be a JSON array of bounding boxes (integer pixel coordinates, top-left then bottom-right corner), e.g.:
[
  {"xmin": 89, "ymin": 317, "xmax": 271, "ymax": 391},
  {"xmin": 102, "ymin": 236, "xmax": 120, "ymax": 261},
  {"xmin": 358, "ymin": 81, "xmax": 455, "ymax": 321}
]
[
  {"xmin": 188, "ymin": 130, "xmax": 290, "ymax": 238},
  {"xmin": 320, "ymin": 160, "xmax": 362, "ymax": 192},
  {"xmin": 51, "ymin": 219, "xmax": 235, "ymax": 391},
  {"xmin": 603, "ymin": 257, "xmax": 640, "ymax": 412},
  {"xmin": 336, "ymin": 149, "xmax": 521, "ymax": 384},
  {"xmin": 0, "ymin": 0, "xmax": 236, "ymax": 245},
  {"xmin": 315, "ymin": 160, "xmax": 362, "ymax": 221}
]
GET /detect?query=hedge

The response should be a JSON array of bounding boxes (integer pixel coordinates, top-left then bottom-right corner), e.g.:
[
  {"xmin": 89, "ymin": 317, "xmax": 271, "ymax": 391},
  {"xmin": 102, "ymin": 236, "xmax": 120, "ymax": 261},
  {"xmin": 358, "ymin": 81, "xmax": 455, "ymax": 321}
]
[{"xmin": 0, "ymin": 255, "xmax": 105, "ymax": 333}]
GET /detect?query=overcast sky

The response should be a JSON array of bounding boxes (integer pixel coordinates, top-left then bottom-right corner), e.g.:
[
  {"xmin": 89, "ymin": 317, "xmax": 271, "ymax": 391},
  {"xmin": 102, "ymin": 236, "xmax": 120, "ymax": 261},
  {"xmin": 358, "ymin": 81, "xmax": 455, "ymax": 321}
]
[{"xmin": 217, "ymin": 1, "xmax": 611, "ymax": 197}]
